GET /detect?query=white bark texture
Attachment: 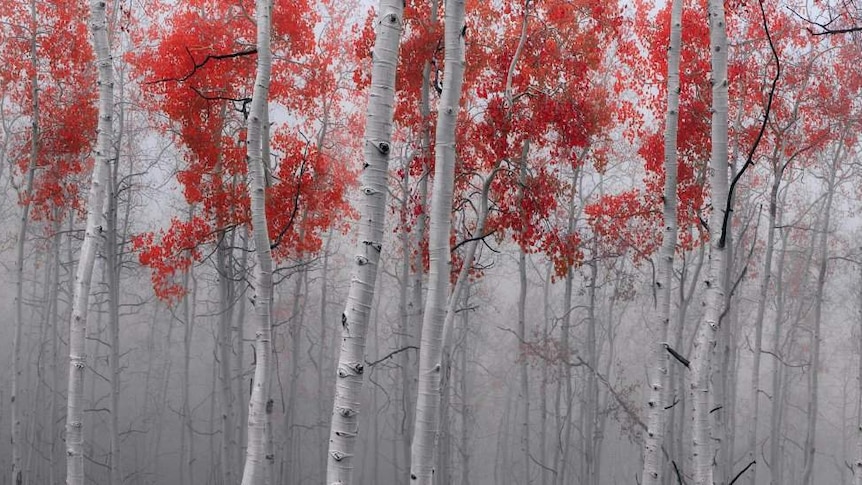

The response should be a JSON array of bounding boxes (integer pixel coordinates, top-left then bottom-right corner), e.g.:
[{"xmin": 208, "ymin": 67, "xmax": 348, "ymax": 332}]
[
  {"xmin": 641, "ymin": 0, "xmax": 681, "ymax": 482},
  {"xmin": 325, "ymin": 2, "xmax": 403, "ymax": 483},
  {"xmin": 410, "ymin": 0, "xmax": 466, "ymax": 482},
  {"xmin": 240, "ymin": 0, "xmax": 274, "ymax": 481},
  {"xmin": 690, "ymin": 0, "xmax": 728, "ymax": 483},
  {"xmin": 66, "ymin": 0, "xmax": 113, "ymax": 482}
]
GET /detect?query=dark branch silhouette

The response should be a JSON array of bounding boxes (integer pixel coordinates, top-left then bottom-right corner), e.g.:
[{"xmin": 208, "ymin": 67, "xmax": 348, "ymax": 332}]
[
  {"xmin": 788, "ymin": 6, "xmax": 862, "ymax": 35},
  {"xmin": 146, "ymin": 47, "xmax": 258, "ymax": 85},
  {"xmin": 365, "ymin": 346, "xmax": 419, "ymax": 367},
  {"xmin": 663, "ymin": 343, "xmax": 690, "ymax": 369},
  {"xmin": 719, "ymin": 0, "xmax": 780, "ymax": 249}
]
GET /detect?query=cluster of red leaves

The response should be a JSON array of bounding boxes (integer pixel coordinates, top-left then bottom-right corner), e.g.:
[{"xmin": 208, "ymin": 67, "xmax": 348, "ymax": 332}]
[
  {"xmin": 130, "ymin": 0, "xmax": 358, "ymax": 302},
  {"xmin": 1, "ymin": 0, "xmax": 97, "ymax": 222},
  {"xmin": 389, "ymin": 0, "xmax": 623, "ymax": 281}
]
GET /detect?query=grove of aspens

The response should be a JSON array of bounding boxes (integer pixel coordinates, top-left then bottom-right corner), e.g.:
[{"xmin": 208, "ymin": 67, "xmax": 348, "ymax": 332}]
[{"xmin": 2, "ymin": 0, "xmax": 862, "ymax": 484}]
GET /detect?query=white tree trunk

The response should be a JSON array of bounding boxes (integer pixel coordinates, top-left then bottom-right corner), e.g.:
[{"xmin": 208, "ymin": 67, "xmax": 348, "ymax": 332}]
[
  {"xmin": 239, "ymin": 0, "xmax": 274, "ymax": 480},
  {"xmin": 409, "ymin": 0, "xmax": 466, "ymax": 482},
  {"xmin": 325, "ymin": 1, "xmax": 403, "ymax": 483},
  {"xmin": 689, "ymin": 0, "xmax": 728, "ymax": 482},
  {"xmin": 641, "ymin": 0, "xmax": 681, "ymax": 481},
  {"xmin": 66, "ymin": 0, "xmax": 113, "ymax": 482}
]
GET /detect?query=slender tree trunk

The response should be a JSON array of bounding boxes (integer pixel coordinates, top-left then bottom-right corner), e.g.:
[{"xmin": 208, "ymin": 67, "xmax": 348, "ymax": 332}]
[
  {"xmin": 66, "ymin": 0, "xmax": 113, "ymax": 480},
  {"xmin": 517, "ymin": 143, "xmax": 531, "ymax": 485},
  {"xmin": 49, "ymin": 215, "xmax": 62, "ymax": 485},
  {"xmin": 540, "ymin": 267, "xmax": 551, "ymax": 485},
  {"xmin": 181, "ymin": 263, "xmax": 196, "ymax": 485},
  {"xmin": 235, "ymin": 226, "xmax": 249, "ymax": 468},
  {"xmin": 746, "ymin": 158, "xmax": 783, "ymax": 485},
  {"xmin": 801, "ymin": 139, "xmax": 842, "ymax": 485},
  {"xmin": 325, "ymin": 2, "xmax": 403, "ymax": 482},
  {"xmin": 409, "ymin": 1, "xmax": 466, "ymax": 481},
  {"xmin": 583, "ymin": 252, "xmax": 598, "ymax": 485},
  {"xmin": 459, "ymin": 288, "xmax": 471, "ymax": 485},
  {"xmin": 12, "ymin": 1, "xmax": 40, "ymax": 480},
  {"xmin": 318, "ymin": 229, "xmax": 333, "ymax": 476},
  {"xmin": 641, "ymin": 0, "xmax": 681, "ymax": 480},
  {"xmin": 689, "ymin": 0, "xmax": 728, "ymax": 482},
  {"xmin": 105, "ymin": 113, "xmax": 124, "ymax": 485},
  {"xmin": 239, "ymin": 0, "xmax": 274, "ymax": 479},
  {"xmin": 769, "ymin": 226, "xmax": 791, "ymax": 485},
  {"xmin": 217, "ymin": 239, "xmax": 236, "ymax": 485},
  {"xmin": 402, "ymin": 2, "xmax": 437, "ymax": 473},
  {"xmin": 855, "ymin": 262, "xmax": 862, "ymax": 485}
]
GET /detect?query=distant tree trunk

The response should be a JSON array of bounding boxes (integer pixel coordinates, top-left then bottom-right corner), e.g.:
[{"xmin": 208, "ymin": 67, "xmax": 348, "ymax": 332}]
[
  {"xmin": 318, "ymin": 229, "xmax": 333, "ymax": 475},
  {"xmin": 239, "ymin": 0, "xmax": 274, "ymax": 479},
  {"xmin": 459, "ymin": 287, "xmax": 472, "ymax": 485},
  {"xmin": 540, "ymin": 267, "xmax": 551, "ymax": 485},
  {"xmin": 48, "ymin": 215, "xmax": 62, "ymax": 485},
  {"xmin": 583, "ymin": 251, "xmax": 598, "ymax": 485},
  {"xmin": 105, "ymin": 96, "xmax": 125, "ymax": 485},
  {"xmin": 181, "ymin": 263, "xmax": 196, "ymax": 485},
  {"xmin": 517, "ymin": 142, "xmax": 531, "ymax": 485},
  {"xmin": 801, "ymin": 138, "xmax": 842, "ymax": 485},
  {"xmin": 746, "ymin": 157, "xmax": 783, "ymax": 485},
  {"xmin": 12, "ymin": 1, "xmax": 40, "ymax": 481},
  {"xmin": 856, "ymin": 262, "xmax": 862, "ymax": 485},
  {"xmin": 641, "ymin": 0, "xmax": 681, "ymax": 480},
  {"xmin": 689, "ymin": 0, "xmax": 728, "ymax": 482},
  {"xmin": 65, "ymin": 0, "xmax": 113, "ymax": 480},
  {"xmin": 555, "ymin": 180, "xmax": 578, "ymax": 485},
  {"xmin": 235, "ymin": 224, "xmax": 249, "ymax": 467},
  {"xmin": 409, "ymin": 0, "xmax": 466, "ymax": 481},
  {"xmin": 217, "ymin": 237, "xmax": 236, "ymax": 485},
  {"xmin": 325, "ymin": 2, "xmax": 402, "ymax": 482}
]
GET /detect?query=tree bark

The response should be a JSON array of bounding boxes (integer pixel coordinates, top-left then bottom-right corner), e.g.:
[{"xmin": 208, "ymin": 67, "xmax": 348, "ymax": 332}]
[
  {"xmin": 641, "ymin": 0, "xmax": 681, "ymax": 480},
  {"xmin": 409, "ymin": 0, "xmax": 466, "ymax": 481},
  {"xmin": 325, "ymin": 1, "xmax": 403, "ymax": 483},
  {"xmin": 239, "ymin": 0, "xmax": 274, "ymax": 479},
  {"xmin": 689, "ymin": 0, "xmax": 728, "ymax": 482},
  {"xmin": 65, "ymin": 0, "xmax": 113, "ymax": 481}
]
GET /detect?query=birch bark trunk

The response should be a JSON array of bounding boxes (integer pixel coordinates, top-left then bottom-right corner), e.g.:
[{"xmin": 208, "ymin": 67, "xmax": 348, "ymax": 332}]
[
  {"xmin": 66, "ymin": 0, "xmax": 113, "ymax": 482},
  {"xmin": 409, "ymin": 0, "xmax": 466, "ymax": 481},
  {"xmin": 689, "ymin": 0, "xmax": 728, "ymax": 482},
  {"xmin": 325, "ymin": 2, "xmax": 403, "ymax": 483},
  {"xmin": 641, "ymin": 0, "xmax": 681, "ymax": 480},
  {"xmin": 239, "ymin": 0, "xmax": 274, "ymax": 480}
]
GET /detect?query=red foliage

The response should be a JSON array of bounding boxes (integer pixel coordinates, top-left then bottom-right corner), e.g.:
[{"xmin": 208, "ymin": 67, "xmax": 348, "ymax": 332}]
[
  {"xmin": 131, "ymin": 0, "xmax": 359, "ymax": 301},
  {"xmin": 1, "ymin": 0, "xmax": 97, "ymax": 221}
]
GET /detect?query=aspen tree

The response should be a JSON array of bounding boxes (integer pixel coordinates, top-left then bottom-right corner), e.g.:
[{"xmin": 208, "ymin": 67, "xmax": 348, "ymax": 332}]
[
  {"xmin": 325, "ymin": 1, "xmax": 403, "ymax": 483},
  {"xmin": 239, "ymin": 0, "xmax": 274, "ymax": 479},
  {"xmin": 410, "ymin": 0, "xmax": 467, "ymax": 482},
  {"xmin": 65, "ymin": 0, "xmax": 114, "ymax": 482},
  {"xmin": 640, "ymin": 0, "xmax": 682, "ymax": 482},
  {"xmin": 689, "ymin": 0, "xmax": 728, "ymax": 481}
]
